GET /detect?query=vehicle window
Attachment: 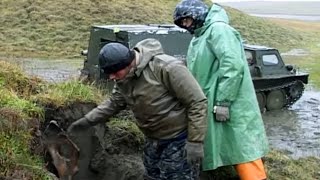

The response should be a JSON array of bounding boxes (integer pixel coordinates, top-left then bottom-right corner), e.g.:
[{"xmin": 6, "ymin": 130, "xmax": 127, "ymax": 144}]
[
  {"xmin": 262, "ymin": 54, "xmax": 279, "ymax": 65},
  {"xmin": 245, "ymin": 50, "xmax": 254, "ymax": 65}
]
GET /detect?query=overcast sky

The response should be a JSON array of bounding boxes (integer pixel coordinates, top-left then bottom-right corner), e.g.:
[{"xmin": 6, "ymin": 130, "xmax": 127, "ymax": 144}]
[{"xmin": 215, "ymin": 0, "xmax": 320, "ymax": 2}]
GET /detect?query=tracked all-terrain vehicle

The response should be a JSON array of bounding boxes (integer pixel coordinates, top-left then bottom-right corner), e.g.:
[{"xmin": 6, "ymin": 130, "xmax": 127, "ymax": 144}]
[
  {"xmin": 80, "ymin": 24, "xmax": 309, "ymax": 111},
  {"xmin": 244, "ymin": 44, "xmax": 309, "ymax": 111}
]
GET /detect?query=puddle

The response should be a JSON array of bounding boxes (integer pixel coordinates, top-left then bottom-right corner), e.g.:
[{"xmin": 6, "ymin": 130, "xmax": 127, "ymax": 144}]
[
  {"xmin": 263, "ymin": 90, "xmax": 320, "ymax": 158},
  {"xmin": 4, "ymin": 58, "xmax": 83, "ymax": 82}
]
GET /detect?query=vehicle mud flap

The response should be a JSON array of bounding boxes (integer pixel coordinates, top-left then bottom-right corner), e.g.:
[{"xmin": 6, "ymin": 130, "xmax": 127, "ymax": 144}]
[{"xmin": 42, "ymin": 120, "xmax": 80, "ymax": 180}]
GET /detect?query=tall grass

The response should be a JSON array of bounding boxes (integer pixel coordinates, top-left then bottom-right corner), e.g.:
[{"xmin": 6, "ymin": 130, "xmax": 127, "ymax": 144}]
[
  {"xmin": 0, "ymin": 131, "xmax": 52, "ymax": 179},
  {"xmin": 33, "ymin": 80, "xmax": 104, "ymax": 107},
  {"xmin": 0, "ymin": 0, "xmax": 308, "ymax": 58}
]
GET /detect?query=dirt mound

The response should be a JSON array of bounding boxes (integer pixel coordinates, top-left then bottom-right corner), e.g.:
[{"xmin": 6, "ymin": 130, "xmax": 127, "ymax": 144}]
[{"xmin": 35, "ymin": 102, "xmax": 144, "ymax": 180}]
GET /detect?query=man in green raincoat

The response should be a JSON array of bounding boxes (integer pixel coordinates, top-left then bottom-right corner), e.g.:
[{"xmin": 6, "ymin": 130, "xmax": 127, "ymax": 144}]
[{"xmin": 173, "ymin": 1, "xmax": 269, "ymax": 179}]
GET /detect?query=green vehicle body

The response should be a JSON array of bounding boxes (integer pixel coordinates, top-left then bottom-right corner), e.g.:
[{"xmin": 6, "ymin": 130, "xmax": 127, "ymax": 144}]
[{"xmin": 80, "ymin": 24, "xmax": 309, "ymax": 111}]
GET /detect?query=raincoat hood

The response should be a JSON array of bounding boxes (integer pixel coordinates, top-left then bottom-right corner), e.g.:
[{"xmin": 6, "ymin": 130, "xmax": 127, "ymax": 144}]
[
  {"xmin": 133, "ymin": 38, "xmax": 164, "ymax": 77},
  {"xmin": 194, "ymin": 3, "xmax": 229, "ymax": 36},
  {"xmin": 173, "ymin": 0, "xmax": 208, "ymax": 34}
]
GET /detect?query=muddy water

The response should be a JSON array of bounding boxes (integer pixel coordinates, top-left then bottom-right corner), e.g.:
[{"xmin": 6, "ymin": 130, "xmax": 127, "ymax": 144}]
[
  {"xmin": 9, "ymin": 58, "xmax": 320, "ymax": 159},
  {"xmin": 263, "ymin": 89, "xmax": 320, "ymax": 159},
  {"xmin": 5, "ymin": 58, "xmax": 84, "ymax": 82}
]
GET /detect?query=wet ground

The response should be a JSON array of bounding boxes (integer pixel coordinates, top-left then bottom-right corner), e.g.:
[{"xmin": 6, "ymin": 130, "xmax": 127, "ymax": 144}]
[
  {"xmin": 4, "ymin": 58, "xmax": 83, "ymax": 82},
  {"xmin": 6, "ymin": 58, "xmax": 320, "ymax": 159},
  {"xmin": 263, "ymin": 89, "xmax": 320, "ymax": 159}
]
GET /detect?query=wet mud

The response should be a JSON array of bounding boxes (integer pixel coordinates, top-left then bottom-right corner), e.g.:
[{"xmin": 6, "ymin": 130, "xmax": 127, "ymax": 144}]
[
  {"xmin": 40, "ymin": 103, "xmax": 144, "ymax": 180},
  {"xmin": 263, "ymin": 90, "xmax": 320, "ymax": 158}
]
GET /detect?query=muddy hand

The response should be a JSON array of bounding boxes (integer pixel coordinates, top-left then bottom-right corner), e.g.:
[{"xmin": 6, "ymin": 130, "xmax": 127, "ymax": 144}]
[{"xmin": 67, "ymin": 117, "xmax": 91, "ymax": 133}]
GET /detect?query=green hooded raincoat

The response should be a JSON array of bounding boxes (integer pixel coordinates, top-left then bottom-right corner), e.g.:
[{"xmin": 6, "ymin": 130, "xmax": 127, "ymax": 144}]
[{"xmin": 186, "ymin": 4, "xmax": 269, "ymax": 170}]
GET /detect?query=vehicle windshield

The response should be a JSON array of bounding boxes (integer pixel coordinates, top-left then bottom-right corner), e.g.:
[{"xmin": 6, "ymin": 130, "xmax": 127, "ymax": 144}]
[{"xmin": 262, "ymin": 54, "xmax": 279, "ymax": 66}]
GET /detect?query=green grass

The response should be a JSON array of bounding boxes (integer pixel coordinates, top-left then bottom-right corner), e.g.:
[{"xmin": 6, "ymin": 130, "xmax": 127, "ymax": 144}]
[
  {"xmin": 265, "ymin": 150, "xmax": 320, "ymax": 180},
  {"xmin": 0, "ymin": 61, "xmax": 105, "ymax": 179},
  {"xmin": 0, "ymin": 131, "xmax": 52, "ymax": 179},
  {"xmin": 0, "ymin": 60, "xmax": 43, "ymax": 97},
  {"xmin": 0, "ymin": 88, "xmax": 43, "ymax": 132},
  {"xmin": 268, "ymin": 18, "xmax": 320, "ymax": 89},
  {"xmin": 33, "ymin": 80, "xmax": 104, "ymax": 107},
  {"xmin": 0, "ymin": 0, "xmax": 177, "ymax": 58},
  {"xmin": 0, "ymin": 0, "xmax": 309, "ymax": 58},
  {"xmin": 108, "ymin": 118, "xmax": 145, "ymax": 144},
  {"xmin": 283, "ymin": 48, "xmax": 320, "ymax": 89}
]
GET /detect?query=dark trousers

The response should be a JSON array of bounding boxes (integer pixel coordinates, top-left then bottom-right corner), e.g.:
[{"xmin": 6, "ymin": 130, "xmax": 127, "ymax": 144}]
[{"xmin": 143, "ymin": 131, "xmax": 200, "ymax": 180}]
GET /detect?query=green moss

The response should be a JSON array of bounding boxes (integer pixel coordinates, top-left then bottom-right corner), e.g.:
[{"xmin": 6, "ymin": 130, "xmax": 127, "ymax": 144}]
[{"xmin": 107, "ymin": 118, "xmax": 144, "ymax": 144}]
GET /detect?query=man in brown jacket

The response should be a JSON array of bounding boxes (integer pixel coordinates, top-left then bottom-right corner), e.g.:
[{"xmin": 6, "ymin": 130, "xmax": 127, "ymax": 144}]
[{"xmin": 68, "ymin": 38, "xmax": 207, "ymax": 180}]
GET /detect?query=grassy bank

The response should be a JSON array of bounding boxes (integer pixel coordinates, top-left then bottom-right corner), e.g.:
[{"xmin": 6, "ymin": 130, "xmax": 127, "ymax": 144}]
[
  {"xmin": 0, "ymin": 61, "xmax": 47, "ymax": 179},
  {"xmin": 0, "ymin": 60, "xmax": 102, "ymax": 179}
]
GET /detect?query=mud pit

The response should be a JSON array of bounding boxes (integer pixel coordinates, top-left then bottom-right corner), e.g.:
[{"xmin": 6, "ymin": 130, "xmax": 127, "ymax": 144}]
[{"xmin": 42, "ymin": 103, "xmax": 144, "ymax": 180}]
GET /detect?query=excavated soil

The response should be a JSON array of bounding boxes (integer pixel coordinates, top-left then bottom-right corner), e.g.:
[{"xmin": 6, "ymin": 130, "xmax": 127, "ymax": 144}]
[{"xmin": 37, "ymin": 102, "xmax": 144, "ymax": 180}]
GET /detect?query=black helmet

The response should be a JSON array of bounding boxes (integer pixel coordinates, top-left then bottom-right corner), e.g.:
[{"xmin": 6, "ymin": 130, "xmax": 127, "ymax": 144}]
[
  {"xmin": 173, "ymin": 0, "xmax": 208, "ymax": 34},
  {"xmin": 99, "ymin": 43, "xmax": 135, "ymax": 74}
]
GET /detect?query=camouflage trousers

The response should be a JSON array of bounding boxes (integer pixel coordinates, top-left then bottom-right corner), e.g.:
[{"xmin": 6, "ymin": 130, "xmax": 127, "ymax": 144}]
[{"xmin": 143, "ymin": 131, "xmax": 200, "ymax": 180}]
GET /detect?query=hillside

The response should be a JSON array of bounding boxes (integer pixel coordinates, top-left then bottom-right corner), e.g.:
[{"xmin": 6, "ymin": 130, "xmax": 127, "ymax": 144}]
[{"xmin": 0, "ymin": 0, "xmax": 310, "ymax": 58}]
